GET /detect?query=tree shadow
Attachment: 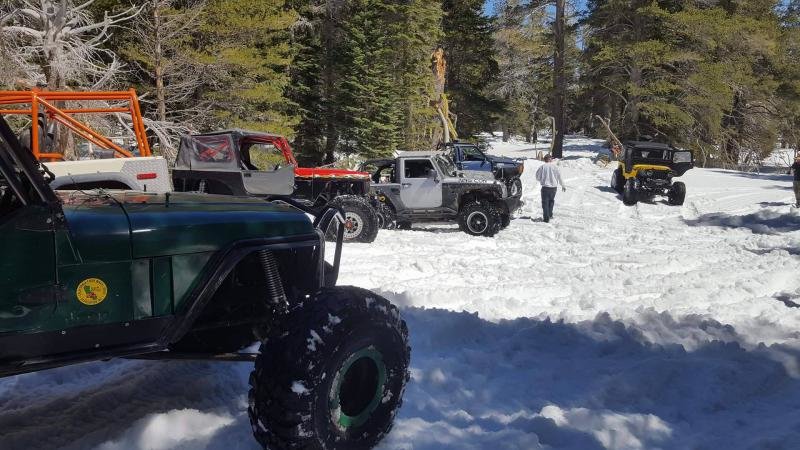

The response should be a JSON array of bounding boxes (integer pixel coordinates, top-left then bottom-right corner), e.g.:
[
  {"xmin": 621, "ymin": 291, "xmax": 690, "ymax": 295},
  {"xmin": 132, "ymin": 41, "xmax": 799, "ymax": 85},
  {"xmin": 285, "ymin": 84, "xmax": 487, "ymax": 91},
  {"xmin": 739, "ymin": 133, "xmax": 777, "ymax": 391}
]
[
  {"xmin": 375, "ymin": 305, "xmax": 800, "ymax": 450},
  {"xmin": 704, "ymin": 169, "xmax": 794, "ymax": 183},
  {"xmin": 685, "ymin": 210, "xmax": 800, "ymax": 234},
  {"xmin": 759, "ymin": 202, "xmax": 794, "ymax": 207},
  {"xmin": 594, "ymin": 185, "xmax": 619, "ymax": 197},
  {"xmin": 3, "ymin": 307, "xmax": 800, "ymax": 450}
]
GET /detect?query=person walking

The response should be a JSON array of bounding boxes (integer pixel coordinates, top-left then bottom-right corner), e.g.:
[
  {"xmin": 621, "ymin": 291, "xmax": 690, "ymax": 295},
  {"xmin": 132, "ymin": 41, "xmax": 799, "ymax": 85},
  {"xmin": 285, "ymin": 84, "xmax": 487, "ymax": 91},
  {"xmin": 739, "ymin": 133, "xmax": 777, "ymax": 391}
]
[
  {"xmin": 792, "ymin": 155, "xmax": 800, "ymax": 207},
  {"xmin": 535, "ymin": 154, "xmax": 566, "ymax": 223}
]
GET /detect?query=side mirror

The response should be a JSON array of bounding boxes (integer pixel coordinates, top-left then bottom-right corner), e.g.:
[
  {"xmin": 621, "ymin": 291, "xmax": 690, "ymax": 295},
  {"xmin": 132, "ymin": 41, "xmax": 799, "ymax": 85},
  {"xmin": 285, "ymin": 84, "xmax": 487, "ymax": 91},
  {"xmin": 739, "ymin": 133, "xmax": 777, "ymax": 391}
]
[{"xmin": 427, "ymin": 168, "xmax": 440, "ymax": 182}]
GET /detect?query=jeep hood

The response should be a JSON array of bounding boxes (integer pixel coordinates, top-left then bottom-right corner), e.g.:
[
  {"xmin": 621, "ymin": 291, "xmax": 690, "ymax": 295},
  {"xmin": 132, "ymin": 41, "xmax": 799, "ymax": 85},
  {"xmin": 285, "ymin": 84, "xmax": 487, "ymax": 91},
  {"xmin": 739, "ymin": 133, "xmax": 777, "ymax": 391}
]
[
  {"xmin": 485, "ymin": 154, "xmax": 521, "ymax": 167},
  {"xmin": 61, "ymin": 191, "xmax": 315, "ymax": 259},
  {"xmin": 456, "ymin": 170, "xmax": 497, "ymax": 181}
]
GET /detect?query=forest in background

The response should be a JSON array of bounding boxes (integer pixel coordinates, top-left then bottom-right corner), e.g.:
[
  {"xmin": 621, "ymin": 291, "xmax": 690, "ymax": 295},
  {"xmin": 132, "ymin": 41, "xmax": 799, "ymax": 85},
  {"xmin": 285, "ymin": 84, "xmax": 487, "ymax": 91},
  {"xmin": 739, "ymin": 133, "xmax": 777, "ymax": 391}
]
[{"xmin": 1, "ymin": 0, "xmax": 799, "ymax": 167}]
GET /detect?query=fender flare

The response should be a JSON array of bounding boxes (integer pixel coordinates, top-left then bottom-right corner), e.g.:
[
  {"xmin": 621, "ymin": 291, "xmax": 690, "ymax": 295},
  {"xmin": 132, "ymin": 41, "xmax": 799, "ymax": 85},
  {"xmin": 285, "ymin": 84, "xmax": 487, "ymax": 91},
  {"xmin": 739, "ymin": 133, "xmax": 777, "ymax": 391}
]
[{"xmin": 160, "ymin": 232, "xmax": 325, "ymax": 346}]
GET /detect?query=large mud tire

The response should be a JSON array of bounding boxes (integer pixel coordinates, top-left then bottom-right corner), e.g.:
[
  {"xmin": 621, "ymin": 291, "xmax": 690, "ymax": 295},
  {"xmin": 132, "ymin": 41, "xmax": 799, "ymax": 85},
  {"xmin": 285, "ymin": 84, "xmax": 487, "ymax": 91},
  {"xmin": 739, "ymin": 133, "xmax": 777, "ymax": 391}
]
[
  {"xmin": 611, "ymin": 168, "xmax": 625, "ymax": 194},
  {"xmin": 248, "ymin": 287, "xmax": 410, "ymax": 450},
  {"xmin": 326, "ymin": 195, "xmax": 379, "ymax": 243},
  {"xmin": 508, "ymin": 178, "xmax": 523, "ymax": 198},
  {"xmin": 458, "ymin": 201, "xmax": 500, "ymax": 237},
  {"xmin": 668, "ymin": 181, "xmax": 687, "ymax": 206},
  {"xmin": 622, "ymin": 179, "xmax": 638, "ymax": 206},
  {"xmin": 374, "ymin": 202, "xmax": 396, "ymax": 230}
]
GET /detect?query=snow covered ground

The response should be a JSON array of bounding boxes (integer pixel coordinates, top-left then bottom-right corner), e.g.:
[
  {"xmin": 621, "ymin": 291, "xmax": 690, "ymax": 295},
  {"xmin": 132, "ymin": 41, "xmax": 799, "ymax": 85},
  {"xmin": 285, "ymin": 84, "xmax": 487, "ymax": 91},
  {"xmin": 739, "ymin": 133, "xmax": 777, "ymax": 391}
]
[{"xmin": 2, "ymin": 136, "xmax": 800, "ymax": 449}]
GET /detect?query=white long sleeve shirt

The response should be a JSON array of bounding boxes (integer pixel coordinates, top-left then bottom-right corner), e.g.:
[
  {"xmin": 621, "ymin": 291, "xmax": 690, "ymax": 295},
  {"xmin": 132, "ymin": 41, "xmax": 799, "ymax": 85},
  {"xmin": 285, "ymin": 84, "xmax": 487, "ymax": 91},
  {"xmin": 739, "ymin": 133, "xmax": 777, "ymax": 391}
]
[{"xmin": 535, "ymin": 162, "xmax": 565, "ymax": 188}]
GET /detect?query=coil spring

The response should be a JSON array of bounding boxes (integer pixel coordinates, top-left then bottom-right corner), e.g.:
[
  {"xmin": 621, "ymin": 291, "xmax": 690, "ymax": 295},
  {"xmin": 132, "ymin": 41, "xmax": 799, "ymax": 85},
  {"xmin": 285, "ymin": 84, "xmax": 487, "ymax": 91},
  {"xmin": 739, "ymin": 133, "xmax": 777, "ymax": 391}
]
[{"xmin": 258, "ymin": 250, "xmax": 287, "ymax": 308}]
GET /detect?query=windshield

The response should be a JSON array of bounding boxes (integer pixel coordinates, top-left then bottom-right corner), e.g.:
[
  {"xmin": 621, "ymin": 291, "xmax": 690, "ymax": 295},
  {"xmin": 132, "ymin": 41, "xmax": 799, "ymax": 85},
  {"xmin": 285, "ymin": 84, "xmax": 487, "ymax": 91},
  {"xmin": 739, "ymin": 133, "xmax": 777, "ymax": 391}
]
[{"xmin": 434, "ymin": 154, "xmax": 456, "ymax": 177}]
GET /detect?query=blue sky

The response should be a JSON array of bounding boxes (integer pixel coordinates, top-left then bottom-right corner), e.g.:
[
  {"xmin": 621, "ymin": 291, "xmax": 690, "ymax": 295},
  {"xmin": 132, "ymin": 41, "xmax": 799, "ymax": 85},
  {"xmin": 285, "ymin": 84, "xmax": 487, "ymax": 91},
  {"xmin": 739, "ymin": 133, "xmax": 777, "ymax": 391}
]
[{"xmin": 484, "ymin": 0, "xmax": 588, "ymax": 16}]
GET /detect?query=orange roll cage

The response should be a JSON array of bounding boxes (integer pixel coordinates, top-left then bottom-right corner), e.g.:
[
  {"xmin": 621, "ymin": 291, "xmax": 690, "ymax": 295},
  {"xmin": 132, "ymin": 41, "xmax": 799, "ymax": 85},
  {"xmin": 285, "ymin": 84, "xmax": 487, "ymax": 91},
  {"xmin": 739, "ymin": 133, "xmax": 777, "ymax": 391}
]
[{"xmin": 0, "ymin": 89, "xmax": 152, "ymax": 161}]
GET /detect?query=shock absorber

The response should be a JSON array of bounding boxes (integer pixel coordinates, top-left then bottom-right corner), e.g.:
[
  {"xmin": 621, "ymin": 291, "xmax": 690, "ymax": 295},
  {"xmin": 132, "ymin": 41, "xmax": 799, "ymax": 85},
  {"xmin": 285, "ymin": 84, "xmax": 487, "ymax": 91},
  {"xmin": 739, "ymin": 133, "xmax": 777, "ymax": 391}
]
[{"xmin": 258, "ymin": 249, "xmax": 288, "ymax": 312}]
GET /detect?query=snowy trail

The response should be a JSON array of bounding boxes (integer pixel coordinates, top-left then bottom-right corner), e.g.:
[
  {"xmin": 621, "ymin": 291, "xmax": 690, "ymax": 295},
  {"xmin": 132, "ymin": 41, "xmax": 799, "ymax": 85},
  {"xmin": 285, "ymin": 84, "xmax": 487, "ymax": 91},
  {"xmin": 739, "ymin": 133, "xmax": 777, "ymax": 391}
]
[{"xmin": 2, "ymin": 137, "xmax": 800, "ymax": 449}]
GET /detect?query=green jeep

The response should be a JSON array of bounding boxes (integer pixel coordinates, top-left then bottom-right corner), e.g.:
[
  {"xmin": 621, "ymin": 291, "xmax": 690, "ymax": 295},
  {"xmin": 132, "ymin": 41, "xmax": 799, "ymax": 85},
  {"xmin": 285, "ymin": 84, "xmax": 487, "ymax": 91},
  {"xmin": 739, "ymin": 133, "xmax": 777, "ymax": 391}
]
[{"xmin": 0, "ymin": 116, "xmax": 410, "ymax": 449}]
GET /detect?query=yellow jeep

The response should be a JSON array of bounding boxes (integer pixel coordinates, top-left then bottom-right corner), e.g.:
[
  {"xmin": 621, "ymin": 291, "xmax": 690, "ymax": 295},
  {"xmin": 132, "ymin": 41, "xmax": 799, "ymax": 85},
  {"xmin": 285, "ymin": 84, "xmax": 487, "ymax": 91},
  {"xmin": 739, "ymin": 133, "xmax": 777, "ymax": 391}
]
[{"xmin": 610, "ymin": 141, "xmax": 694, "ymax": 206}]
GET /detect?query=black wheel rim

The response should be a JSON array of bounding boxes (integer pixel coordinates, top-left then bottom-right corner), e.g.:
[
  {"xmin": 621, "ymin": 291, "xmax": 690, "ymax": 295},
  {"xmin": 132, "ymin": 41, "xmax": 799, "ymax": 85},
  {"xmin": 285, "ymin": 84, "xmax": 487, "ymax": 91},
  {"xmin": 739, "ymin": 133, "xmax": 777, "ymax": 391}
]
[{"xmin": 467, "ymin": 211, "xmax": 489, "ymax": 234}]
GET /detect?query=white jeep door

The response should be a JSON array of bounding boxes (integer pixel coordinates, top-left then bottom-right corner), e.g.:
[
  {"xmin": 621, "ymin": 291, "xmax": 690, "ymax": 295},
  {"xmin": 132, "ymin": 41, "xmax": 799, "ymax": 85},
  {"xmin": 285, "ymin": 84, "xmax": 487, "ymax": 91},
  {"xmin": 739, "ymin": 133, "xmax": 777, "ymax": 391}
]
[{"xmin": 400, "ymin": 158, "xmax": 442, "ymax": 209}]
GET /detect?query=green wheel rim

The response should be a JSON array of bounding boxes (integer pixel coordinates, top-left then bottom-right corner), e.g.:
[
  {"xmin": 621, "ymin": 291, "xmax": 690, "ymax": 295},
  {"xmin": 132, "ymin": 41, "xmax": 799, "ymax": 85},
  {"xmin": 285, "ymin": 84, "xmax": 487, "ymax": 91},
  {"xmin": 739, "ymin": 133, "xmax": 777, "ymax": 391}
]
[{"xmin": 330, "ymin": 347, "xmax": 387, "ymax": 429}]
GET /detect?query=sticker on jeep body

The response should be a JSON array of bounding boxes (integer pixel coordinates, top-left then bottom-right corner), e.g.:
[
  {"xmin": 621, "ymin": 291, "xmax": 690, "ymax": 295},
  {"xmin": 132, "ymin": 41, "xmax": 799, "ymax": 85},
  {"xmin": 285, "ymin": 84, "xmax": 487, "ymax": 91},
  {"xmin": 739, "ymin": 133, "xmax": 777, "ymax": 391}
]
[{"xmin": 76, "ymin": 278, "xmax": 108, "ymax": 306}]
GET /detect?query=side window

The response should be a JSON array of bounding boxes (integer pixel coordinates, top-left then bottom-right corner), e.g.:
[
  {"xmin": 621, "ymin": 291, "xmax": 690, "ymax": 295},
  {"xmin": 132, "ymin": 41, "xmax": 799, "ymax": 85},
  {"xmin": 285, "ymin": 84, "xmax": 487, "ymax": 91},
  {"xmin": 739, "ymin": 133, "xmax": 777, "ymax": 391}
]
[
  {"xmin": 364, "ymin": 163, "xmax": 396, "ymax": 184},
  {"xmin": 246, "ymin": 143, "xmax": 286, "ymax": 171},
  {"xmin": 404, "ymin": 159, "xmax": 435, "ymax": 178},
  {"xmin": 462, "ymin": 146, "xmax": 485, "ymax": 161},
  {"xmin": 379, "ymin": 165, "xmax": 396, "ymax": 183}
]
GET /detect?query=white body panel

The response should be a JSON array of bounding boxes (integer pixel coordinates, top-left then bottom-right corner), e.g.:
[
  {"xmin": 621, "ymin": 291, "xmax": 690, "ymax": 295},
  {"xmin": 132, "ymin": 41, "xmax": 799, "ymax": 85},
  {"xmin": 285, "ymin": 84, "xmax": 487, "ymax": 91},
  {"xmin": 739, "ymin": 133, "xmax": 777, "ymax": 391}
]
[{"xmin": 45, "ymin": 157, "xmax": 172, "ymax": 193}]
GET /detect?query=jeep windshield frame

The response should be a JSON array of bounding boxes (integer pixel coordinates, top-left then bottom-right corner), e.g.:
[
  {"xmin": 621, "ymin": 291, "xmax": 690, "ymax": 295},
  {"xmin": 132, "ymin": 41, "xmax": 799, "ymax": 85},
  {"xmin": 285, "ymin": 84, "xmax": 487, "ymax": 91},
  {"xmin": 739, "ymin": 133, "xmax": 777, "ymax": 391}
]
[
  {"xmin": 0, "ymin": 115, "xmax": 58, "ymax": 205},
  {"xmin": 434, "ymin": 154, "xmax": 456, "ymax": 177}
]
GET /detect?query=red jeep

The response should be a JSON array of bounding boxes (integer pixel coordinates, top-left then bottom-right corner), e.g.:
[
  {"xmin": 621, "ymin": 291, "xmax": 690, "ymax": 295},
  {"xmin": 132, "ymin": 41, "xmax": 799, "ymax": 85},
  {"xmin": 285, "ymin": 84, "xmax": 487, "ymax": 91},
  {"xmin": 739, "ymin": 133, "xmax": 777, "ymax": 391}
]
[{"xmin": 172, "ymin": 130, "xmax": 381, "ymax": 243}]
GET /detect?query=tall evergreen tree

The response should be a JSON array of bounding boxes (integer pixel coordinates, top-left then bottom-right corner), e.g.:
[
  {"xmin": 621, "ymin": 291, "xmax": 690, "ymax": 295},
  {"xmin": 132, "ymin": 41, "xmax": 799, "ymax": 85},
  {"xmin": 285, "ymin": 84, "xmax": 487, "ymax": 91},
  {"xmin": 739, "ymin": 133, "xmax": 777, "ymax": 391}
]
[
  {"xmin": 492, "ymin": 1, "xmax": 552, "ymax": 142},
  {"xmin": 289, "ymin": 0, "xmax": 442, "ymax": 163},
  {"xmin": 442, "ymin": 0, "xmax": 502, "ymax": 137},
  {"xmin": 194, "ymin": 0, "xmax": 299, "ymax": 135}
]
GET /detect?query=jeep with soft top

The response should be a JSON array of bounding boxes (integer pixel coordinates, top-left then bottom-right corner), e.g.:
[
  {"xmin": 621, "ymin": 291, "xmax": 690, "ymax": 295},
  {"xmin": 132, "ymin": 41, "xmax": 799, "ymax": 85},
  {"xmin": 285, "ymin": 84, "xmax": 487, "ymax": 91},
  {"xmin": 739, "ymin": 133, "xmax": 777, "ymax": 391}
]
[
  {"xmin": 610, "ymin": 141, "xmax": 694, "ymax": 206},
  {"xmin": 359, "ymin": 151, "xmax": 521, "ymax": 237},
  {"xmin": 172, "ymin": 130, "xmax": 380, "ymax": 243},
  {"xmin": 0, "ymin": 115, "xmax": 409, "ymax": 449}
]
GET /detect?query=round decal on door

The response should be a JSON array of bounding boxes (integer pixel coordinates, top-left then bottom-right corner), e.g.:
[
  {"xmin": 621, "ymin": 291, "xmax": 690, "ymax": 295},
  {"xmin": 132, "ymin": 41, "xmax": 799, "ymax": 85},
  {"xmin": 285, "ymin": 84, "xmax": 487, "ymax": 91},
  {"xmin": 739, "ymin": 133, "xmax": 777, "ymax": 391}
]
[{"xmin": 76, "ymin": 278, "xmax": 108, "ymax": 306}]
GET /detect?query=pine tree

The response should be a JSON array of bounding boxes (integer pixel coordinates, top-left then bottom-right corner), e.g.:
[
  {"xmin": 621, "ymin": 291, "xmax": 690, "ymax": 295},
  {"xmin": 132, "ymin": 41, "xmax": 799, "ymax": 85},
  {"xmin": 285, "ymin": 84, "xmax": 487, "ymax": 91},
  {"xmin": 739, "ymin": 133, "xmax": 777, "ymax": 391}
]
[
  {"xmin": 492, "ymin": 1, "xmax": 551, "ymax": 142},
  {"xmin": 442, "ymin": 0, "xmax": 502, "ymax": 137},
  {"xmin": 777, "ymin": 0, "xmax": 800, "ymax": 154},
  {"xmin": 195, "ymin": 0, "xmax": 299, "ymax": 135},
  {"xmin": 289, "ymin": 0, "xmax": 442, "ymax": 163}
]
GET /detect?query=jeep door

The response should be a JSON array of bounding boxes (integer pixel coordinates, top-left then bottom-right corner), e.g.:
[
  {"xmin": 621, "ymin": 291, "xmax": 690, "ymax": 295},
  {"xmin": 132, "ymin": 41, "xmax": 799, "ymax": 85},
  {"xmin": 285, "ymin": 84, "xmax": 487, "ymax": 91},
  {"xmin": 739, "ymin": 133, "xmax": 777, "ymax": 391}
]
[
  {"xmin": 240, "ymin": 141, "xmax": 295, "ymax": 196},
  {"xmin": 399, "ymin": 158, "xmax": 442, "ymax": 209}
]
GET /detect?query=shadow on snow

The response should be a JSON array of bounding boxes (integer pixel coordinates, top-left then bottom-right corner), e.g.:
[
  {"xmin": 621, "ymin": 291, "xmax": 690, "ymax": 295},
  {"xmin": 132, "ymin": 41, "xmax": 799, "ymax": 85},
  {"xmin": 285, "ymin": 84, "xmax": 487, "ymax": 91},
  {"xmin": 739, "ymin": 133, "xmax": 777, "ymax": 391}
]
[{"xmin": 1, "ymin": 308, "xmax": 800, "ymax": 449}]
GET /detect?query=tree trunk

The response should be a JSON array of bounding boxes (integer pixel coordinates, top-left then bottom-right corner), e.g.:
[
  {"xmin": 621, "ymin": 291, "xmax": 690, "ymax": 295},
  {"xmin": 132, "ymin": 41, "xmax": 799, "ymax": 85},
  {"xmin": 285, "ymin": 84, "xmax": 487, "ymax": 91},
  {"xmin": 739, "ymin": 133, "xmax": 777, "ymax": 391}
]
[
  {"xmin": 551, "ymin": 0, "xmax": 566, "ymax": 159},
  {"xmin": 154, "ymin": 1, "xmax": 166, "ymax": 124}
]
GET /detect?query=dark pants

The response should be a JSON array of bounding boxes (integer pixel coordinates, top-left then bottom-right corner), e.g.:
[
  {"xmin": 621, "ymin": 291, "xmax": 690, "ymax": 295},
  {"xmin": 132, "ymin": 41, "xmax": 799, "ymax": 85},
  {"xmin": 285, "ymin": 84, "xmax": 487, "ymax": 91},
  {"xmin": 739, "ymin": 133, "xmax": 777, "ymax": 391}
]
[
  {"xmin": 541, "ymin": 187, "xmax": 557, "ymax": 222},
  {"xmin": 794, "ymin": 181, "xmax": 800, "ymax": 206}
]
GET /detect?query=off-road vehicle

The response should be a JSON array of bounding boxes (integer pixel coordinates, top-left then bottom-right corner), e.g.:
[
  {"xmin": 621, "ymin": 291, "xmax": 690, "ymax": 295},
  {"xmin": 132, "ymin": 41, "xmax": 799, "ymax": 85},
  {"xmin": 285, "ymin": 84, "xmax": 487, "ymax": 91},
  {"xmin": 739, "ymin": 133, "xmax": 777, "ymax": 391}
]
[
  {"xmin": 2, "ymin": 89, "xmax": 172, "ymax": 193},
  {"xmin": 0, "ymin": 115, "xmax": 409, "ymax": 449},
  {"xmin": 359, "ymin": 151, "xmax": 521, "ymax": 237},
  {"xmin": 172, "ymin": 130, "xmax": 380, "ymax": 243},
  {"xmin": 610, "ymin": 141, "xmax": 694, "ymax": 206},
  {"xmin": 438, "ymin": 141, "xmax": 525, "ymax": 198}
]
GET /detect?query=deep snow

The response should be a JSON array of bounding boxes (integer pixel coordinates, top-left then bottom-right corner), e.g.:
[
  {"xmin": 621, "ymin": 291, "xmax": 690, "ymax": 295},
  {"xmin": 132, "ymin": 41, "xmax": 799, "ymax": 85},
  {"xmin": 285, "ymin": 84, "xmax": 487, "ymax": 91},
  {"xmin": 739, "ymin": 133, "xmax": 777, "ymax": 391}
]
[{"xmin": 2, "ymin": 136, "xmax": 800, "ymax": 450}]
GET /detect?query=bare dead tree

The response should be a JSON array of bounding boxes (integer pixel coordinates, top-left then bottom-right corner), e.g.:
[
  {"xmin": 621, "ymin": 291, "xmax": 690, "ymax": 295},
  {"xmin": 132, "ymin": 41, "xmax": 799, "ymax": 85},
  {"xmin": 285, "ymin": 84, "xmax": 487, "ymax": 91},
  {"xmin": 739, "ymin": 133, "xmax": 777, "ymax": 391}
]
[
  {"xmin": 1, "ymin": 1, "xmax": 141, "ymax": 89},
  {"xmin": 126, "ymin": 1, "xmax": 206, "ymax": 123},
  {"xmin": 123, "ymin": 0, "xmax": 207, "ymax": 154},
  {"xmin": 1, "ymin": 1, "xmax": 140, "ymax": 159}
]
